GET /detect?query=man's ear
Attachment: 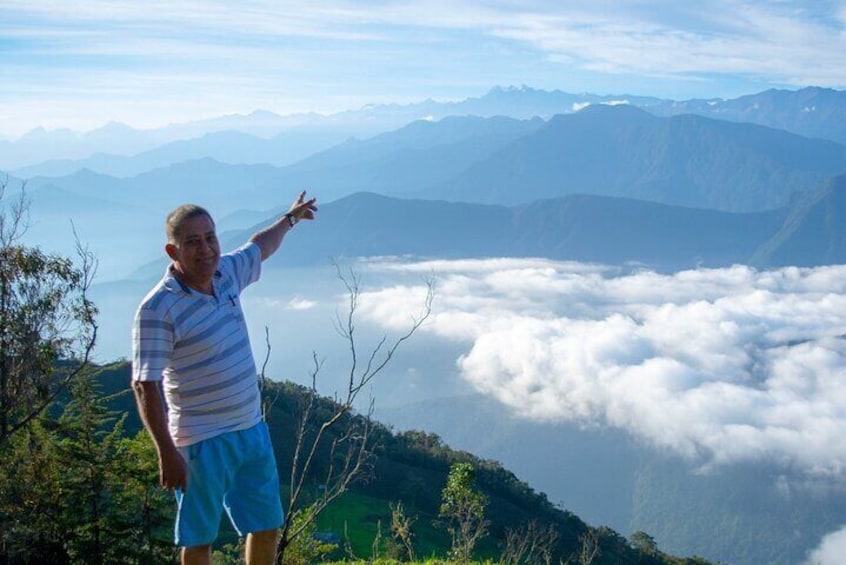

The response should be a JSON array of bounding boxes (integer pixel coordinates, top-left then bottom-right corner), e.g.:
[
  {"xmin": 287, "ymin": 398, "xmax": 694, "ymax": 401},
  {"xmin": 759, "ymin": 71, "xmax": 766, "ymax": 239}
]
[{"xmin": 165, "ymin": 242, "xmax": 179, "ymax": 262}]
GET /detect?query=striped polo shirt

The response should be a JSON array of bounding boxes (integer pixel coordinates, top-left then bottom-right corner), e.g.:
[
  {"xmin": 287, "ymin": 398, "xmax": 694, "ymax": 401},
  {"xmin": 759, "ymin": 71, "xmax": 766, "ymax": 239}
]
[{"xmin": 132, "ymin": 242, "xmax": 263, "ymax": 447}]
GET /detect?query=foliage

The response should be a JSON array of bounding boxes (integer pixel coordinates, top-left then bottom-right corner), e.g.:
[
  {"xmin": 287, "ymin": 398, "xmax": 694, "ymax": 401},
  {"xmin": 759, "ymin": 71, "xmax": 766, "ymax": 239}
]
[
  {"xmin": 438, "ymin": 463, "xmax": 489, "ymax": 564},
  {"xmin": 0, "ymin": 358, "xmax": 716, "ymax": 564},
  {"xmin": 631, "ymin": 531, "xmax": 659, "ymax": 555},
  {"xmin": 280, "ymin": 506, "xmax": 338, "ymax": 565},
  {"xmin": 0, "ymin": 180, "xmax": 97, "ymax": 445},
  {"xmin": 390, "ymin": 501, "xmax": 417, "ymax": 562},
  {"xmin": 0, "ymin": 369, "xmax": 175, "ymax": 564},
  {"xmin": 211, "ymin": 541, "xmax": 245, "ymax": 565}
]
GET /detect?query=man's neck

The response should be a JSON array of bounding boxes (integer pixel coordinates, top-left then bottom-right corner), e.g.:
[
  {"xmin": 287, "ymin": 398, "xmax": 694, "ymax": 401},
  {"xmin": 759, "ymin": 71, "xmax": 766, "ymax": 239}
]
[{"xmin": 170, "ymin": 264, "xmax": 214, "ymax": 295}]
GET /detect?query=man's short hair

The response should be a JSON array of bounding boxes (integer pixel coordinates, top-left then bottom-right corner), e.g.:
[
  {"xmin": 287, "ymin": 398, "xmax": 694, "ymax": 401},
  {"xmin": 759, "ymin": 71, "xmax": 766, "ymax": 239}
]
[{"xmin": 166, "ymin": 204, "xmax": 214, "ymax": 244}]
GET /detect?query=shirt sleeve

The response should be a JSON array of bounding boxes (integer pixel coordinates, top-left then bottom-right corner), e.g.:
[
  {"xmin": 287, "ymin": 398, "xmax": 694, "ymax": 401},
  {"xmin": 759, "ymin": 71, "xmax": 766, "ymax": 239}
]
[
  {"xmin": 132, "ymin": 304, "xmax": 174, "ymax": 382},
  {"xmin": 223, "ymin": 241, "xmax": 262, "ymax": 293}
]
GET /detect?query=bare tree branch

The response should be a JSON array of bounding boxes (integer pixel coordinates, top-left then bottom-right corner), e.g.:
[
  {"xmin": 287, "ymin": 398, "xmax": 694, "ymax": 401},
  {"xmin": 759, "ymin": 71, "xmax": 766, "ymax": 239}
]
[
  {"xmin": 0, "ymin": 176, "xmax": 30, "ymax": 248},
  {"xmin": 275, "ymin": 267, "xmax": 434, "ymax": 562}
]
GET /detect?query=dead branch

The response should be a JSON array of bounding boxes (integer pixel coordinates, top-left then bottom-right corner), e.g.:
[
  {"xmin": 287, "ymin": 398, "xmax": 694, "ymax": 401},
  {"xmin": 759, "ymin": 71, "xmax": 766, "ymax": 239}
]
[{"xmin": 276, "ymin": 267, "xmax": 434, "ymax": 562}]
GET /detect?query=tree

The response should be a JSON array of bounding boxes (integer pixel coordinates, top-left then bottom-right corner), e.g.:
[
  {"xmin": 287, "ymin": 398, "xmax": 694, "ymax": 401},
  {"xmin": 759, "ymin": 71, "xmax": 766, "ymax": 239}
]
[
  {"xmin": 500, "ymin": 520, "xmax": 559, "ymax": 565},
  {"xmin": 0, "ymin": 369, "xmax": 175, "ymax": 564},
  {"xmin": 564, "ymin": 528, "xmax": 602, "ymax": 565},
  {"xmin": 272, "ymin": 266, "xmax": 433, "ymax": 563},
  {"xmin": 50, "ymin": 373, "xmax": 125, "ymax": 564},
  {"xmin": 110, "ymin": 429, "xmax": 178, "ymax": 564},
  {"xmin": 0, "ymin": 416, "xmax": 71, "ymax": 563},
  {"xmin": 630, "ymin": 531, "xmax": 659, "ymax": 555},
  {"xmin": 389, "ymin": 500, "xmax": 417, "ymax": 562},
  {"xmin": 0, "ymin": 178, "xmax": 97, "ymax": 444},
  {"xmin": 438, "ymin": 461, "xmax": 489, "ymax": 563}
]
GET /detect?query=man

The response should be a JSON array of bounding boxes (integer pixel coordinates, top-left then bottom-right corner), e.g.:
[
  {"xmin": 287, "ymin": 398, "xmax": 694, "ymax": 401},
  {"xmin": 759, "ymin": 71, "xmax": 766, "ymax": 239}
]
[{"xmin": 132, "ymin": 191, "xmax": 317, "ymax": 565}]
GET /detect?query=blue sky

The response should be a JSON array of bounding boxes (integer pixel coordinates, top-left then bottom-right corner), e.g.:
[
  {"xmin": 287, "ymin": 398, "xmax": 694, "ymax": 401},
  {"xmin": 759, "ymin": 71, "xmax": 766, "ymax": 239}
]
[{"xmin": 3, "ymin": 0, "xmax": 846, "ymax": 137}]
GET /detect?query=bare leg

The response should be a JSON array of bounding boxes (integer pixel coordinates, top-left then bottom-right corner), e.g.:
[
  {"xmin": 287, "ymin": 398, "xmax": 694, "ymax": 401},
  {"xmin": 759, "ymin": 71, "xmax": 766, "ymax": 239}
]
[
  {"xmin": 245, "ymin": 529, "xmax": 280, "ymax": 565},
  {"xmin": 182, "ymin": 544, "xmax": 212, "ymax": 565}
]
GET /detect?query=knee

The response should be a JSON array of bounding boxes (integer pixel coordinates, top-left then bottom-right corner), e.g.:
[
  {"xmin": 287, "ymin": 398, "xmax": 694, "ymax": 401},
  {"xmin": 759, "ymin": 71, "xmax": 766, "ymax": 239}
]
[
  {"xmin": 250, "ymin": 528, "xmax": 280, "ymax": 543},
  {"xmin": 181, "ymin": 543, "xmax": 212, "ymax": 564}
]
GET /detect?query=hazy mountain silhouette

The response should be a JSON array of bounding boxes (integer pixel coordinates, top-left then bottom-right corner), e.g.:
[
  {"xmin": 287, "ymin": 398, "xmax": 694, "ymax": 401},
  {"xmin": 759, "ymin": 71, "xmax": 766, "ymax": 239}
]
[
  {"xmin": 22, "ymin": 109, "xmax": 846, "ymax": 277},
  {"xmin": 28, "ymin": 168, "xmax": 136, "ymax": 201},
  {"xmin": 431, "ymin": 105, "xmax": 846, "ymax": 211},
  {"xmin": 255, "ymin": 115, "xmax": 545, "ymax": 202},
  {"xmin": 220, "ymin": 191, "xmax": 795, "ymax": 272},
  {"xmin": 509, "ymin": 193, "xmax": 783, "ymax": 266},
  {"xmin": 751, "ymin": 172, "xmax": 846, "ymax": 266},
  {"xmin": 8, "ymin": 85, "xmax": 846, "ymax": 173},
  {"xmin": 25, "ymin": 159, "xmax": 281, "ymax": 215},
  {"xmin": 1, "ymin": 111, "xmax": 352, "ymax": 172},
  {"xmin": 11, "ymin": 129, "xmax": 350, "ymax": 178},
  {"xmin": 19, "ymin": 115, "xmax": 544, "ymax": 212}
]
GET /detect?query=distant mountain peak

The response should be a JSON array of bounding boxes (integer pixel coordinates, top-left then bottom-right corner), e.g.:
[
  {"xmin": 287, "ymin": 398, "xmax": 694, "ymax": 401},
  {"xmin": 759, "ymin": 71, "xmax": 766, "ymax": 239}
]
[
  {"xmin": 569, "ymin": 101, "xmax": 651, "ymax": 119},
  {"xmin": 19, "ymin": 126, "xmax": 77, "ymax": 142},
  {"xmin": 247, "ymin": 109, "xmax": 283, "ymax": 118},
  {"xmin": 99, "ymin": 121, "xmax": 133, "ymax": 130},
  {"xmin": 489, "ymin": 84, "xmax": 538, "ymax": 94}
]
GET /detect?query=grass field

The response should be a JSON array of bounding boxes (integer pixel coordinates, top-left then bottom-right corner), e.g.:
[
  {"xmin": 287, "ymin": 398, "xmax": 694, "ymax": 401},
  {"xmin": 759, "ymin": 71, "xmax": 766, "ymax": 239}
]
[{"xmin": 314, "ymin": 491, "xmax": 451, "ymax": 559}]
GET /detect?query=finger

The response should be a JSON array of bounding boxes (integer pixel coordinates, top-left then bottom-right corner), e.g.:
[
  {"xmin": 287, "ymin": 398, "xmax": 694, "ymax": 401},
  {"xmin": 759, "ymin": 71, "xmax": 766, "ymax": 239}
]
[{"xmin": 296, "ymin": 200, "xmax": 318, "ymax": 214}]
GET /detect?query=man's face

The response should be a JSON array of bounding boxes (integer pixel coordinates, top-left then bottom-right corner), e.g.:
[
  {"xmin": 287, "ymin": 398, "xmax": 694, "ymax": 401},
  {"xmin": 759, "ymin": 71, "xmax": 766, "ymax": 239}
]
[{"xmin": 166, "ymin": 213, "xmax": 220, "ymax": 290}]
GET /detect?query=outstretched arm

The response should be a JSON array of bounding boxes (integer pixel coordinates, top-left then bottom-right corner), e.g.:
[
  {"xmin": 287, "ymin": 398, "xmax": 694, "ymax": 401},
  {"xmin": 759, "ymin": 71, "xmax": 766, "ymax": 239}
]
[{"xmin": 250, "ymin": 190, "xmax": 318, "ymax": 261}]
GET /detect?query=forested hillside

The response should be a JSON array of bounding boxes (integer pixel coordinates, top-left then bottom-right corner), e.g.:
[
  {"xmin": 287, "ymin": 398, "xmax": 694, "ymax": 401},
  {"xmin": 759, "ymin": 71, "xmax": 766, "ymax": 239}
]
[{"xmin": 0, "ymin": 361, "xmax": 715, "ymax": 564}]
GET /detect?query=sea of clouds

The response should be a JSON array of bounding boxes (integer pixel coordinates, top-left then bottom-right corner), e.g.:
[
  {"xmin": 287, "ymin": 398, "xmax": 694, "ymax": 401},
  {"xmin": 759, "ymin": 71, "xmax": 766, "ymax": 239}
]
[{"xmin": 353, "ymin": 257, "xmax": 846, "ymax": 480}]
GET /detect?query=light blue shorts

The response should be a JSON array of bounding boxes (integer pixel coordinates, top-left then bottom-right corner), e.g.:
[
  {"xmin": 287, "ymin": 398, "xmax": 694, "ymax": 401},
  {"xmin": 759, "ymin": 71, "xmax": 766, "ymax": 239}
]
[{"xmin": 174, "ymin": 422, "xmax": 284, "ymax": 547}]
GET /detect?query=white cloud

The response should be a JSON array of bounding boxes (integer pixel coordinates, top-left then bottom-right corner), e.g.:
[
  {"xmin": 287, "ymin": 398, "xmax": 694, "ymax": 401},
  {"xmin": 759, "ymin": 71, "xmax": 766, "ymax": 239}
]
[
  {"xmin": 355, "ymin": 258, "xmax": 846, "ymax": 477},
  {"xmin": 488, "ymin": 1, "xmax": 846, "ymax": 85},
  {"xmin": 252, "ymin": 296, "xmax": 317, "ymax": 311},
  {"xmin": 4, "ymin": 0, "xmax": 846, "ymax": 135},
  {"xmin": 805, "ymin": 524, "xmax": 846, "ymax": 565},
  {"xmin": 286, "ymin": 297, "xmax": 318, "ymax": 311},
  {"xmin": 14, "ymin": 1, "xmax": 841, "ymax": 81}
]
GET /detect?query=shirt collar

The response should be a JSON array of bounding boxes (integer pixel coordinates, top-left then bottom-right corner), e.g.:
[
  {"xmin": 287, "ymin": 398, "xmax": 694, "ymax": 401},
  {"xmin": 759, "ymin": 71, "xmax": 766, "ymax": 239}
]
[{"xmin": 162, "ymin": 263, "xmax": 222, "ymax": 296}]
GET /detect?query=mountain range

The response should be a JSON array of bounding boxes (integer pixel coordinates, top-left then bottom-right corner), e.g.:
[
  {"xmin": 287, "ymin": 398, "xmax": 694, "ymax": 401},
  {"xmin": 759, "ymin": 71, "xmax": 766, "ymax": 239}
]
[
  {"xmin": 8, "ymin": 85, "xmax": 846, "ymax": 175},
  {"xmin": 213, "ymin": 177, "xmax": 844, "ymax": 274},
  {"xmin": 645, "ymin": 86, "xmax": 846, "ymax": 145},
  {"xmin": 423, "ymin": 105, "xmax": 846, "ymax": 211},
  {"xmin": 17, "ymin": 102, "xmax": 846, "ymax": 229},
  {"xmin": 11, "ymin": 100, "xmax": 846, "ymax": 285}
]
